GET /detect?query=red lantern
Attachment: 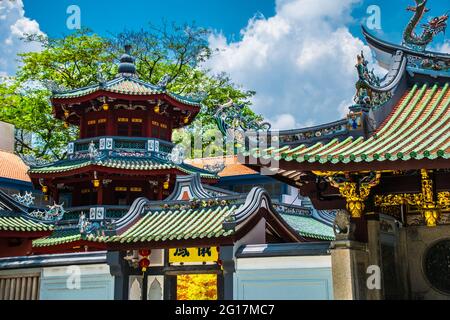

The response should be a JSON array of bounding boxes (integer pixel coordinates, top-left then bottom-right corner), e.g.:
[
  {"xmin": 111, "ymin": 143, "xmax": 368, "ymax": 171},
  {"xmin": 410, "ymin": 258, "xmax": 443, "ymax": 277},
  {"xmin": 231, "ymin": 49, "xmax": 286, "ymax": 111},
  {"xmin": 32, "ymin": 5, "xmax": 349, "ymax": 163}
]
[
  {"xmin": 139, "ymin": 249, "xmax": 151, "ymax": 257},
  {"xmin": 138, "ymin": 249, "xmax": 151, "ymax": 272},
  {"xmin": 139, "ymin": 258, "xmax": 150, "ymax": 272}
]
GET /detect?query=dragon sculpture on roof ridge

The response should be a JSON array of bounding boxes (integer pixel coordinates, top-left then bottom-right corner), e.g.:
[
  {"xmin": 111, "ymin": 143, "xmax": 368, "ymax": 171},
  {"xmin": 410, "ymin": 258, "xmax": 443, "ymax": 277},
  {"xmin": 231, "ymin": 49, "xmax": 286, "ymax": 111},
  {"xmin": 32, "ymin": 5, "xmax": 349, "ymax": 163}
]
[{"xmin": 403, "ymin": 0, "xmax": 448, "ymax": 51}]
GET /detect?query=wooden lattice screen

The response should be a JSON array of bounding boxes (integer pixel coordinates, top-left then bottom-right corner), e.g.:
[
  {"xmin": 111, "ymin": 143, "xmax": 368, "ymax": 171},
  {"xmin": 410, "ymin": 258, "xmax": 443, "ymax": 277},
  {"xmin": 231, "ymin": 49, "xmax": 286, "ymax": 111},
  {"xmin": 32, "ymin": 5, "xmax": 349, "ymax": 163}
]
[{"xmin": 0, "ymin": 274, "xmax": 40, "ymax": 300}]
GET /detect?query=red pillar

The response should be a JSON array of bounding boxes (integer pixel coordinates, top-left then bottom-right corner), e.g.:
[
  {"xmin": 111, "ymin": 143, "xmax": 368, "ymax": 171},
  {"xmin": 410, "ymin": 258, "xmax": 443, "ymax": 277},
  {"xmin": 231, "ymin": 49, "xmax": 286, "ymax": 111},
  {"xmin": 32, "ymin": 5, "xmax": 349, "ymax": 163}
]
[
  {"xmin": 107, "ymin": 109, "xmax": 114, "ymax": 136},
  {"xmin": 97, "ymin": 185, "xmax": 103, "ymax": 205},
  {"xmin": 158, "ymin": 178, "xmax": 163, "ymax": 201}
]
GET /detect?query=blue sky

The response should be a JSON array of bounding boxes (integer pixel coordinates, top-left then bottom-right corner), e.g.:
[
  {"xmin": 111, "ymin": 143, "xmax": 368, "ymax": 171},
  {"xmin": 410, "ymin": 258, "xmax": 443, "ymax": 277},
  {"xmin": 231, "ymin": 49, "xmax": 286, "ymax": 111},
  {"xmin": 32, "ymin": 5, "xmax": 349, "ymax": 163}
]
[
  {"xmin": 20, "ymin": 0, "xmax": 448, "ymax": 46},
  {"xmin": 2, "ymin": 0, "xmax": 449, "ymax": 128}
]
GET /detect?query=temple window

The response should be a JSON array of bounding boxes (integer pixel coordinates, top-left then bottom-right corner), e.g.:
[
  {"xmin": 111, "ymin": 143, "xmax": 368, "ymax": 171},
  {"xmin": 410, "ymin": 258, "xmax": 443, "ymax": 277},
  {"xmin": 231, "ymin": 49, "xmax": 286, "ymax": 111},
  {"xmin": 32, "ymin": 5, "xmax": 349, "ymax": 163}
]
[
  {"xmin": 131, "ymin": 119, "xmax": 143, "ymax": 137},
  {"xmin": 117, "ymin": 117, "xmax": 129, "ymax": 136},
  {"xmin": 85, "ymin": 118, "xmax": 108, "ymax": 138},
  {"xmin": 151, "ymin": 121, "xmax": 159, "ymax": 138},
  {"xmin": 86, "ymin": 120, "xmax": 96, "ymax": 137},
  {"xmin": 114, "ymin": 186, "xmax": 128, "ymax": 205},
  {"xmin": 97, "ymin": 119, "xmax": 107, "ymax": 136},
  {"xmin": 160, "ymin": 123, "xmax": 168, "ymax": 139},
  {"xmin": 116, "ymin": 117, "xmax": 144, "ymax": 137}
]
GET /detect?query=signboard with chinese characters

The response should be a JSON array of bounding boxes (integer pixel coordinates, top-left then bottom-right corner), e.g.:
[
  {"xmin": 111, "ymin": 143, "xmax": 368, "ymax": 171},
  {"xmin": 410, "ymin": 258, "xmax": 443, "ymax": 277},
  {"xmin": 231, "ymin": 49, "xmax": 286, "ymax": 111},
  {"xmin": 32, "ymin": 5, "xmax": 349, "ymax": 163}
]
[{"xmin": 169, "ymin": 247, "xmax": 219, "ymax": 264}]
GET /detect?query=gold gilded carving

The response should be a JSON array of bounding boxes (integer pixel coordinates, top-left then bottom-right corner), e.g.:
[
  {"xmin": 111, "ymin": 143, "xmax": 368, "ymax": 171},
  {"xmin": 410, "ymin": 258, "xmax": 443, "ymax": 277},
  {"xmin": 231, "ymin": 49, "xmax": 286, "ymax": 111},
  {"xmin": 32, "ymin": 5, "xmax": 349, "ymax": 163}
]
[
  {"xmin": 311, "ymin": 171, "xmax": 345, "ymax": 177},
  {"xmin": 375, "ymin": 170, "xmax": 449, "ymax": 227},
  {"xmin": 328, "ymin": 172, "xmax": 381, "ymax": 218},
  {"xmin": 438, "ymin": 192, "xmax": 450, "ymax": 208}
]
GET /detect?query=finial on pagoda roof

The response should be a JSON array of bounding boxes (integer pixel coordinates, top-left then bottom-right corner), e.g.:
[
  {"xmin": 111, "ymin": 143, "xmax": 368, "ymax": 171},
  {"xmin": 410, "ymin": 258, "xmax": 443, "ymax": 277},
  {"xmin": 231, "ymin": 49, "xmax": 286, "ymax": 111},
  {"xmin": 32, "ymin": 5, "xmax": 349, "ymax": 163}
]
[{"xmin": 118, "ymin": 44, "xmax": 137, "ymax": 77}]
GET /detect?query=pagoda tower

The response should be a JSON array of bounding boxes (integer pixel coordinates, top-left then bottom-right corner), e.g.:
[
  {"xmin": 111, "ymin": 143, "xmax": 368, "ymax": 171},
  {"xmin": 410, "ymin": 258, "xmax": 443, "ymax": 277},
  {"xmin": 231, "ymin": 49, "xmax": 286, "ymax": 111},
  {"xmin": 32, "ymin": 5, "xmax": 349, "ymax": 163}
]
[{"xmin": 28, "ymin": 46, "xmax": 217, "ymax": 219}]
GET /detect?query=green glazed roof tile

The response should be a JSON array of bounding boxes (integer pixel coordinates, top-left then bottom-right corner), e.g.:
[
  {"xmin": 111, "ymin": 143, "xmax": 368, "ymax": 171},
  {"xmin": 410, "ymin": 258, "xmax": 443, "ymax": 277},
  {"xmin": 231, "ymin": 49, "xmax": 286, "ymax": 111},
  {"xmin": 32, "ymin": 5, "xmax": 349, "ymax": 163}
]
[
  {"xmin": 0, "ymin": 216, "xmax": 52, "ymax": 233},
  {"xmin": 279, "ymin": 213, "xmax": 335, "ymax": 240},
  {"xmin": 52, "ymin": 76, "xmax": 202, "ymax": 107},
  {"xmin": 242, "ymin": 83, "xmax": 450, "ymax": 167},
  {"xmin": 29, "ymin": 156, "xmax": 218, "ymax": 179},
  {"xmin": 108, "ymin": 204, "xmax": 237, "ymax": 243}
]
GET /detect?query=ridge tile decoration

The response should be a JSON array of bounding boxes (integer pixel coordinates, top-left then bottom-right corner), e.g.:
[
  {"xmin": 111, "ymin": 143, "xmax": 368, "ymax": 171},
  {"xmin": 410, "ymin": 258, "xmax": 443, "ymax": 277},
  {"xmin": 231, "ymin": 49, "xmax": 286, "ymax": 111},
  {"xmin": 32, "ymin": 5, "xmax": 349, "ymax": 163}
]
[
  {"xmin": 32, "ymin": 227, "xmax": 107, "ymax": 249},
  {"xmin": 30, "ymin": 175, "xmax": 334, "ymax": 251},
  {"xmin": 278, "ymin": 212, "xmax": 334, "ymax": 241},
  {"xmin": 28, "ymin": 45, "xmax": 218, "ymax": 214},
  {"xmin": 277, "ymin": 120, "xmax": 348, "ymax": 145},
  {"xmin": 28, "ymin": 156, "xmax": 218, "ymax": 179},
  {"xmin": 0, "ymin": 216, "xmax": 53, "ymax": 233},
  {"xmin": 242, "ymin": 83, "xmax": 450, "ymax": 169},
  {"xmin": 52, "ymin": 76, "xmax": 203, "ymax": 107},
  {"xmin": 32, "ymin": 228, "xmax": 83, "ymax": 247},
  {"xmin": 107, "ymin": 205, "xmax": 237, "ymax": 244},
  {"xmin": 0, "ymin": 190, "xmax": 55, "ymax": 233},
  {"xmin": 31, "ymin": 197, "xmax": 334, "ymax": 249},
  {"xmin": 0, "ymin": 188, "xmax": 55, "ymax": 256}
]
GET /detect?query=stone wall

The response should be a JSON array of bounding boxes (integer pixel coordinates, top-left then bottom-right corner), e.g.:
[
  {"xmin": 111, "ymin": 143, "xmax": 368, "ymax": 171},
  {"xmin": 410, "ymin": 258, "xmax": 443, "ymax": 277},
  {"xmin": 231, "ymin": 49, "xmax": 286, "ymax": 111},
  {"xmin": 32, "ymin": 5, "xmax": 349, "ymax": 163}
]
[{"xmin": 401, "ymin": 224, "xmax": 450, "ymax": 300}]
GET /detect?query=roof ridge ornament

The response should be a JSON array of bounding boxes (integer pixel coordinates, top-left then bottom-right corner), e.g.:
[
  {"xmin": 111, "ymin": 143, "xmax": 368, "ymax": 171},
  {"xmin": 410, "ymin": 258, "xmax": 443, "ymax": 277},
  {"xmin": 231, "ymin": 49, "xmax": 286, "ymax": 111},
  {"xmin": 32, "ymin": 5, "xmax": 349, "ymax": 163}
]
[
  {"xmin": 351, "ymin": 51, "xmax": 395, "ymax": 112},
  {"xmin": 403, "ymin": 0, "xmax": 448, "ymax": 51},
  {"xmin": 117, "ymin": 44, "xmax": 137, "ymax": 78},
  {"xmin": 214, "ymin": 99, "xmax": 271, "ymax": 148}
]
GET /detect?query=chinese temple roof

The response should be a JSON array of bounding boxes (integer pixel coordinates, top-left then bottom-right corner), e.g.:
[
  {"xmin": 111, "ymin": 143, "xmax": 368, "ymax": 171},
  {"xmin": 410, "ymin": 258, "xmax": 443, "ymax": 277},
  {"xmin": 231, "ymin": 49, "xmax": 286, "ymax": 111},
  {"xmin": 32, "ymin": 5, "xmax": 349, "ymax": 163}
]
[
  {"xmin": 51, "ymin": 45, "xmax": 203, "ymax": 110},
  {"xmin": 32, "ymin": 228, "xmax": 101, "ymax": 248},
  {"xmin": 51, "ymin": 76, "xmax": 203, "ymax": 107},
  {"xmin": 0, "ymin": 190, "xmax": 54, "ymax": 236},
  {"xmin": 242, "ymin": 82, "xmax": 449, "ymax": 172},
  {"xmin": 235, "ymin": 1, "xmax": 450, "ymax": 177},
  {"xmin": 29, "ymin": 154, "xmax": 218, "ymax": 180},
  {"xmin": 31, "ymin": 174, "xmax": 335, "ymax": 252},
  {"xmin": 278, "ymin": 212, "xmax": 334, "ymax": 241},
  {"xmin": 0, "ymin": 150, "xmax": 31, "ymax": 183},
  {"xmin": 185, "ymin": 155, "xmax": 258, "ymax": 177},
  {"xmin": 0, "ymin": 215, "xmax": 52, "ymax": 233},
  {"xmin": 107, "ymin": 204, "xmax": 236, "ymax": 244}
]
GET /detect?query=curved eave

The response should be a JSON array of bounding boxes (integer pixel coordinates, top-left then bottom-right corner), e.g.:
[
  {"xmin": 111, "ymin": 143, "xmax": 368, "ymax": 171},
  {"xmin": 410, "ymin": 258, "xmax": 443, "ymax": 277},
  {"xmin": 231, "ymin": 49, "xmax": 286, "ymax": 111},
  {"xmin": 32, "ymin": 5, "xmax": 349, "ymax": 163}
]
[
  {"xmin": 29, "ymin": 189, "xmax": 305, "ymax": 253},
  {"xmin": 32, "ymin": 239, "xmax": 107, "ymax": 254},
  {"xmin": 256, "ymin": 119, "xmax": 349, "ymax": 148},
  {"xmin": 51, "ymin": 90, "xmax": 201, "ymax": 116},
  {"xmin": 242, "ymin": 81, "xmax": 450, "ymax": 176},
  {"xmin": 0, "ymin": 230, "xmax": 53, "ymax": 239},
  {"xmin": 51, "ymin": 76, "xmax": 202, "ymax": 109},
  {"xmin": 244, "ymin": 153, "xmax": 450, "ymax": 174},
  {"xmin": 0, "ymin": 177, "xmax": 33, "ymax": 191},
  {"xmin": 362, "ymin": 25, "xmax": 450, "ymax": 61},
  {"xmin": 105, "ymin": 236, "xmax": 234, "ymax": 251},
  {"xmin": 278, "ymin": 118, "xmax": 348, "ymax": 136},
  {"xmin": 29, "ymin": 165, "xmax": 218, "ymax": 181}
]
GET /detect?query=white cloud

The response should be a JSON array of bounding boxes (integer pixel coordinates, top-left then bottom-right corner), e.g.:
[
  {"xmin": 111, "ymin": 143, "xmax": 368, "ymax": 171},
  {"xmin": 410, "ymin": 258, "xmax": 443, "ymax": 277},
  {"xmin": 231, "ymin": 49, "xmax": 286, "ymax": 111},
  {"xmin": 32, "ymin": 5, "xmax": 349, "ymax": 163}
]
[
  {"xmin": 206, "ymin": 0, "xmax": 377, "ymax": 129},
  {"xmin": 0, "ymin": 0, "xmax": 45, "ymax": 75},
  {"xmin": 433, "ymin": 40, "xmax": 450, "ymax": 54},
  {"xmin": 268, "ymin": 113, "xmax": 297, "ymax": 130}
]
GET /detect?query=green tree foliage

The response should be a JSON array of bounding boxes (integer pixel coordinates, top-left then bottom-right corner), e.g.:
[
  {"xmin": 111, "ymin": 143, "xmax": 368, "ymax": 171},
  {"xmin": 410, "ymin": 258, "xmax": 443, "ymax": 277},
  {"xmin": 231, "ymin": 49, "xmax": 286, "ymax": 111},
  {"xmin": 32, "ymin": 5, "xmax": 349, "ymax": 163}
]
[
  {"xmin": 177, "ymin": 274, "xmax": 217, "ymax": 300},
  {"xmin": 0, "ymin": 24, "xmax": 259, "ymax": 161},
  {"xmin": 0, "ymin": 82, "xmax": 76, "ymax": 160}
]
